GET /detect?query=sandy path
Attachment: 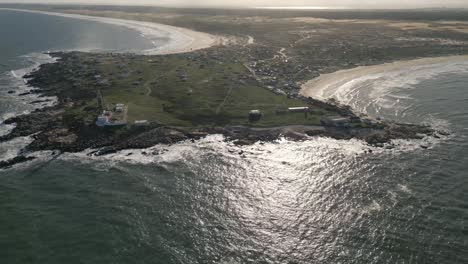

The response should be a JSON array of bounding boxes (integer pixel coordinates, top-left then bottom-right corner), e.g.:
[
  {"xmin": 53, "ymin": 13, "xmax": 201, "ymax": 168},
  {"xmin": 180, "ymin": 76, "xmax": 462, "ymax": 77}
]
[{"xmin": 300, "ymin": 55, "xmax": 468, "ymax": 100}]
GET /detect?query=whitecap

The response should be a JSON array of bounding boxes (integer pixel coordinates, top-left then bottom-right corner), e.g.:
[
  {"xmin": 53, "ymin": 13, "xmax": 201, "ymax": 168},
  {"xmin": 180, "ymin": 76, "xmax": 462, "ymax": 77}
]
[
  {"xmin": 1, "ymin": 52, "xmax": 58, "ymax": 116},
  {"xmin": 0, "ymin": 136, "xmax": 34, "ymax": 161}
]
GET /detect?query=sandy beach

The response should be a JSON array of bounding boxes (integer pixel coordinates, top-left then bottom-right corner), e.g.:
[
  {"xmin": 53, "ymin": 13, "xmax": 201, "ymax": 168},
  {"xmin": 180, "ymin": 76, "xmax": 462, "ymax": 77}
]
[
  {"xmin": 0, "ymin": 8, "xmax": 220, "ymax": 55},
  {"xmin": 300, "ymin": 55, "xmax": 468, "ymax": 100}
]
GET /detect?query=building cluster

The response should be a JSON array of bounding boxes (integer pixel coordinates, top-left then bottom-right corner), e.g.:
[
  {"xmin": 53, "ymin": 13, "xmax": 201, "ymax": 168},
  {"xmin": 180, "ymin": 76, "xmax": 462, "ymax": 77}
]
[
  {"xmin": 96, "ymin": 109, "xmax": 126, "ymax": 127},
  {"xmin": 95, "ymin": 103, "xmax": 148, "ymax": 127},
  {"xmin": 246, "ymin": 60, "xmax": 305, "ymax": 98}
]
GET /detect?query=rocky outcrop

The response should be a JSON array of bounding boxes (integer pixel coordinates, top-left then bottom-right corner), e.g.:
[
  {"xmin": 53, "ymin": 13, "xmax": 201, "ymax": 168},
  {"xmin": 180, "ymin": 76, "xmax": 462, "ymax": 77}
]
[
  {"xmin": 86, "ymin": 127, "xmax": 189, "ymax": 156},
  {"xmin": 0, "ymin": 109, "xmax": 61, "ymax": 142},
  {"xmin": 0, "ymin": 156, "xmax": 36, "ymax": 169},
  {"xmin": 0, "ymin": 52, "xmax": 439, "ymax": 163}
]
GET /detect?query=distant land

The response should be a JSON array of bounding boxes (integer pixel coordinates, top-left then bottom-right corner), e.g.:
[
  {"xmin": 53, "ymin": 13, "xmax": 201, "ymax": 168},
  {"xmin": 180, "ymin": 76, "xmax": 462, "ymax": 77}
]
[{"xmin": 2, "ymin": 4, "xmax": 468, "ymax": 166}]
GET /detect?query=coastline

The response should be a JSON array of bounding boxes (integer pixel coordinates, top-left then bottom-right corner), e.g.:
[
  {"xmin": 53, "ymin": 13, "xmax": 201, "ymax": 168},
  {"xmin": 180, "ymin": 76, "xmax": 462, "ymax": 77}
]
[
  {"xmin": 0, "ymin": 9, "xmax": 456, "ymax": 168},
  {"xmin": 300, "ymin": 55, "xmax": 468, "ymax": 100},
  {"xmin": 0, "ymin": 51, "xmax": 438, "ymax": 169},
  {"xmin": 0, "ymin": 52, "xmax": 58, "ymax": 125},
  {"xmin": 0, "ymin": 8, "xmax": 221, "ymax": 55}
]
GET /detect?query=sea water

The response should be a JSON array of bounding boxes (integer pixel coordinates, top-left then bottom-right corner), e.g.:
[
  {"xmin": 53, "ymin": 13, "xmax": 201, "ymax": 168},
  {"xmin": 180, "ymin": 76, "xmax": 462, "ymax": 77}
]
[{"xmin": 1, "ymin": 9, "xmax": 468, "ymax": 264}]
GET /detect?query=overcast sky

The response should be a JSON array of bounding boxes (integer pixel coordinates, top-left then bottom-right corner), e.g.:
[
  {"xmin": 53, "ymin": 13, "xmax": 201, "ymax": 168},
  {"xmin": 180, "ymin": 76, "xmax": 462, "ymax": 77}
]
[{"xmin": 1, "ymin": 0, "xmax": 467, "ymax": 8}]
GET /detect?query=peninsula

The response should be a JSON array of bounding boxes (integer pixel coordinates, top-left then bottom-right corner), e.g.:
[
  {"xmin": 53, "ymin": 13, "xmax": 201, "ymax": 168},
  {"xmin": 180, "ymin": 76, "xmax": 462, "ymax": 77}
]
[{"xmin": 2, "ymin": 5, "xmax": 467, "ymax": 166}]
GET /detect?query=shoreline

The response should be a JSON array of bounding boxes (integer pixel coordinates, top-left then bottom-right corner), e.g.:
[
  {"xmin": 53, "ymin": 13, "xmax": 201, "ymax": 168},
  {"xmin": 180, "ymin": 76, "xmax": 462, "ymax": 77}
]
[
  {"xmin": 0, "ymin": 51, "xmax": 438, "ymax": 169},
  {"xmin": 0, "ymin": 10, "xmax": 456, "ymax": 167},
  {"xmin": 0, "ymin": 8, "xmax": 221, "ymax": 55},
  {"xmin": 300, "ymin": 55, "xmax": 468, "ymax": 100},
  {"xmin": 1, "ymin": 52, "xmax": 58, "ymax": 124}
]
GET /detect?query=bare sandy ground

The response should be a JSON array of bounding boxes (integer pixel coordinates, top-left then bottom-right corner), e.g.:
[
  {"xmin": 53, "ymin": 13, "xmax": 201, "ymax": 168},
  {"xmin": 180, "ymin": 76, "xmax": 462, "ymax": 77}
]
[
  {"xmin": 0, "ymin": 8, "xmax": 221, "ymax": 55},
  {"xmin": 290, "ymin": 17, "xmax": 468, "ymax": 34},
  {"xmin": 300, "ymin": 55, "xmax": 468, "ymax": 99}
]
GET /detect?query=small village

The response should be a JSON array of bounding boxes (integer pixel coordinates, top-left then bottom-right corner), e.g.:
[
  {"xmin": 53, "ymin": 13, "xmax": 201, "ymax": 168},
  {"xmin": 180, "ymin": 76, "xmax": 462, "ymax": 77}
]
[
  {"xmin": 69, "ymin": 49, "xmax": 334, "ymax": 130},
  {"xmin": 0, "ymin": 7, "xmax": 445, "ymax": 167},
  {"xmin": 83, "ymin": 49, "xmax": 363, "ymax": 130},
  {"xmin": 95, "ymin": 101, "xmax": 148, "ymax": 128}
]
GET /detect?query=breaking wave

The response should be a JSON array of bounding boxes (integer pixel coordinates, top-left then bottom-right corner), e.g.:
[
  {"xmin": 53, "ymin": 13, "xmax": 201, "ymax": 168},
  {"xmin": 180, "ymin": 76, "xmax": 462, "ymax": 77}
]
[
  {"xmin": 0, "ymin": 52, "xmax": 58, "ymax": 162},
  {"xmin": 314, "ymin": 59, "xmax": 468, "ymax": 122},
  {"xmin": 60, "ymin": 135, "xmax": 372, "ymax": 167},
  {"xmin": 0, "ymin": 52, "xmax": 58, "ymax": 123}
]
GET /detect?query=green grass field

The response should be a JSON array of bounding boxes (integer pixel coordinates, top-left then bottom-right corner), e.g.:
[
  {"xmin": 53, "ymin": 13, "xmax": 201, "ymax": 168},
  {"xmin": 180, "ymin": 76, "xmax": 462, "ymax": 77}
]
[{"xmin": 65, "ymin": 52, "xmax": 326, "ymax": 128}]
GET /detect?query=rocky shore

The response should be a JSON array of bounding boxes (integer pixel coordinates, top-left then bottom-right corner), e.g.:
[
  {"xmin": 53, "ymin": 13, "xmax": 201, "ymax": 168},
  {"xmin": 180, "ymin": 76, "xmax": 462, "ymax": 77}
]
[
  {"xmin": 0, "ymin": 95, "xmax": 437, "ymax": 167},
  {"xmin": 0, "ymin": 109, "xmax": 437, "ymax": 165},
  {"xmin": 0, "ymin": 52, "xmax": 442, "ymax": 169}
]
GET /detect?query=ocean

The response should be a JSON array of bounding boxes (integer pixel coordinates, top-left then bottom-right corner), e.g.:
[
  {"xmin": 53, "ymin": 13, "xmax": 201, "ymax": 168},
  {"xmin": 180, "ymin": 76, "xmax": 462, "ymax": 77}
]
[{"xmin": 1, "ymin": 9, "xmax": 468, "ymax": 264}]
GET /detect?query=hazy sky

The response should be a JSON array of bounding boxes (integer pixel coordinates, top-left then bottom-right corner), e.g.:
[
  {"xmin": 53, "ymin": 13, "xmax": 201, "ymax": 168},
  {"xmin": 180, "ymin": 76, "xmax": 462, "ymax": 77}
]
[{"xmin": 1, "ymin": 0, "xmax": 468, "ymax": 8}]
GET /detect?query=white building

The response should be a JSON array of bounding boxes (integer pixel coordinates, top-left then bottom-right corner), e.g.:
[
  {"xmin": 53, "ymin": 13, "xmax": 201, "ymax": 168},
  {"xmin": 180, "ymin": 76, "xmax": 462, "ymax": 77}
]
[
  {"xmin": 288, "ymin": 107, "xmax": 310, "ymax": 113},
  {"xmin": 134, "ymin": 120, "xmax": 149, "ymax": 127},
  {"xmin": 96, "ymin": 115, "xmax": 110, "ymax": 127},
  {"xmin": 115, "ymin": 104, "xmax": 125, "ymax": 113}
]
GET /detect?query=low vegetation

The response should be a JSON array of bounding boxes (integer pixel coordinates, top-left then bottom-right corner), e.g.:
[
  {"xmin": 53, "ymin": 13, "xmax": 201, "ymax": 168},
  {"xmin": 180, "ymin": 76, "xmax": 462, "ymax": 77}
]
[{"xmin": 34, "ymin": 51, "xmax": 328, "ymax": 129}]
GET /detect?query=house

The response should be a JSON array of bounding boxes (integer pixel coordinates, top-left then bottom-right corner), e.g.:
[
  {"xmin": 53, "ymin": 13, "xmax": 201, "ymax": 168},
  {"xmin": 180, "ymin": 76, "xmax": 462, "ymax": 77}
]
[
  {"xmin": 288, "ymin": 107, "xmax": 310, "ymax": 113},
  {"xmin": 134, "ymin": 120, "xmax": 149, "ymax": 127},
  {"xmin": 96, "ymin": 115, "xmax": 110, "ymax": 127},
  {"xmin": 115, "ymin": 104, "xmax": 125, "ymax": 112},
  {"xmin": 249, "ymin": 110, "xmax": 262, "ymax": 121},
  {"xmin": 96, "ymin": 110, "xmax": 127, "ymax": 127}
]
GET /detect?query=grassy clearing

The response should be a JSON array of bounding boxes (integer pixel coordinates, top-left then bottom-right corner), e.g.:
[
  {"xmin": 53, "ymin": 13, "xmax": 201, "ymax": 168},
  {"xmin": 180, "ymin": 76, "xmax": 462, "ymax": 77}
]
[{"xmin": 62, "ymin": 52, "xmax": 325, "ymax": 128}]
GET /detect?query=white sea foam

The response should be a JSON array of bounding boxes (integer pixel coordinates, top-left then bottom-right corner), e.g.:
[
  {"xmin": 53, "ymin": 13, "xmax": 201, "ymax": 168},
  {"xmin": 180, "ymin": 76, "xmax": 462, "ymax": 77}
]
[
  {"xmin": 0, "ymin": 122, "xmax": 15, "ymax": 138},
  {"xmin": 2, "ymin": 9, "xmax": 456, "ymax": 166},
  {"xmin": 1, "ymin": 52, "xmax": 59, "ymax": 116},
  {"xmin": 0, "ymin": 136, "xmax": 34, "ymax": 161},
  {"xmin": 4, "ymin": 129, "xmax": 426, "ymax": 171},
  {"xmin": 0, "ymin": 52, "xmax": 60, "ymax": 162},
  {"xmin": 320, "ymin": 61, "xmax": 468, "ymax": 114},
  {"xmin": 0, "ymin": 8, "xmax": 221, "ymax": 164},
  {"xmin": 397, "ymin": 184, "xmax": 413, "ymax": 194},
  {"xmin": 56, "ymin": 134, "xmax": 375, "ymax": 170},
  {"xmin": 300, "ymin": 56, "xmax": 468, "ymax": 148},
  {"xmin": 302, "ymin": 57, "xmax": 468, "ymax": 116}
]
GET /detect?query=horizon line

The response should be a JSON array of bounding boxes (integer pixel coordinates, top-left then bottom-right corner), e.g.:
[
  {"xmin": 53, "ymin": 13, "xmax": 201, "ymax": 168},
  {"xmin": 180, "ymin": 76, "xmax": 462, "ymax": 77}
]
[{"xmin": 0, "ymin": 3, "xmax": 467, "ymax": 11}]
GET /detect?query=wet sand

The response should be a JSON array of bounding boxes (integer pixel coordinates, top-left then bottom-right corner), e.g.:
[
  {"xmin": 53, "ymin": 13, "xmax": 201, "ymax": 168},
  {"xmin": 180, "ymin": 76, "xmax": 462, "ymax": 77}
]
[{"xmin": 300, "ymin": 55, "xmax": 468, "ymax": 100}]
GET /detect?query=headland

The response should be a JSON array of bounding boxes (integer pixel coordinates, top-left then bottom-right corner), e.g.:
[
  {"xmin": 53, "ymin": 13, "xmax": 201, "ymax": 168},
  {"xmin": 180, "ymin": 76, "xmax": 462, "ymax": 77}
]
[{"xmin": 3, "ymin": 5, "xmax": 468, "ymax": 167}]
